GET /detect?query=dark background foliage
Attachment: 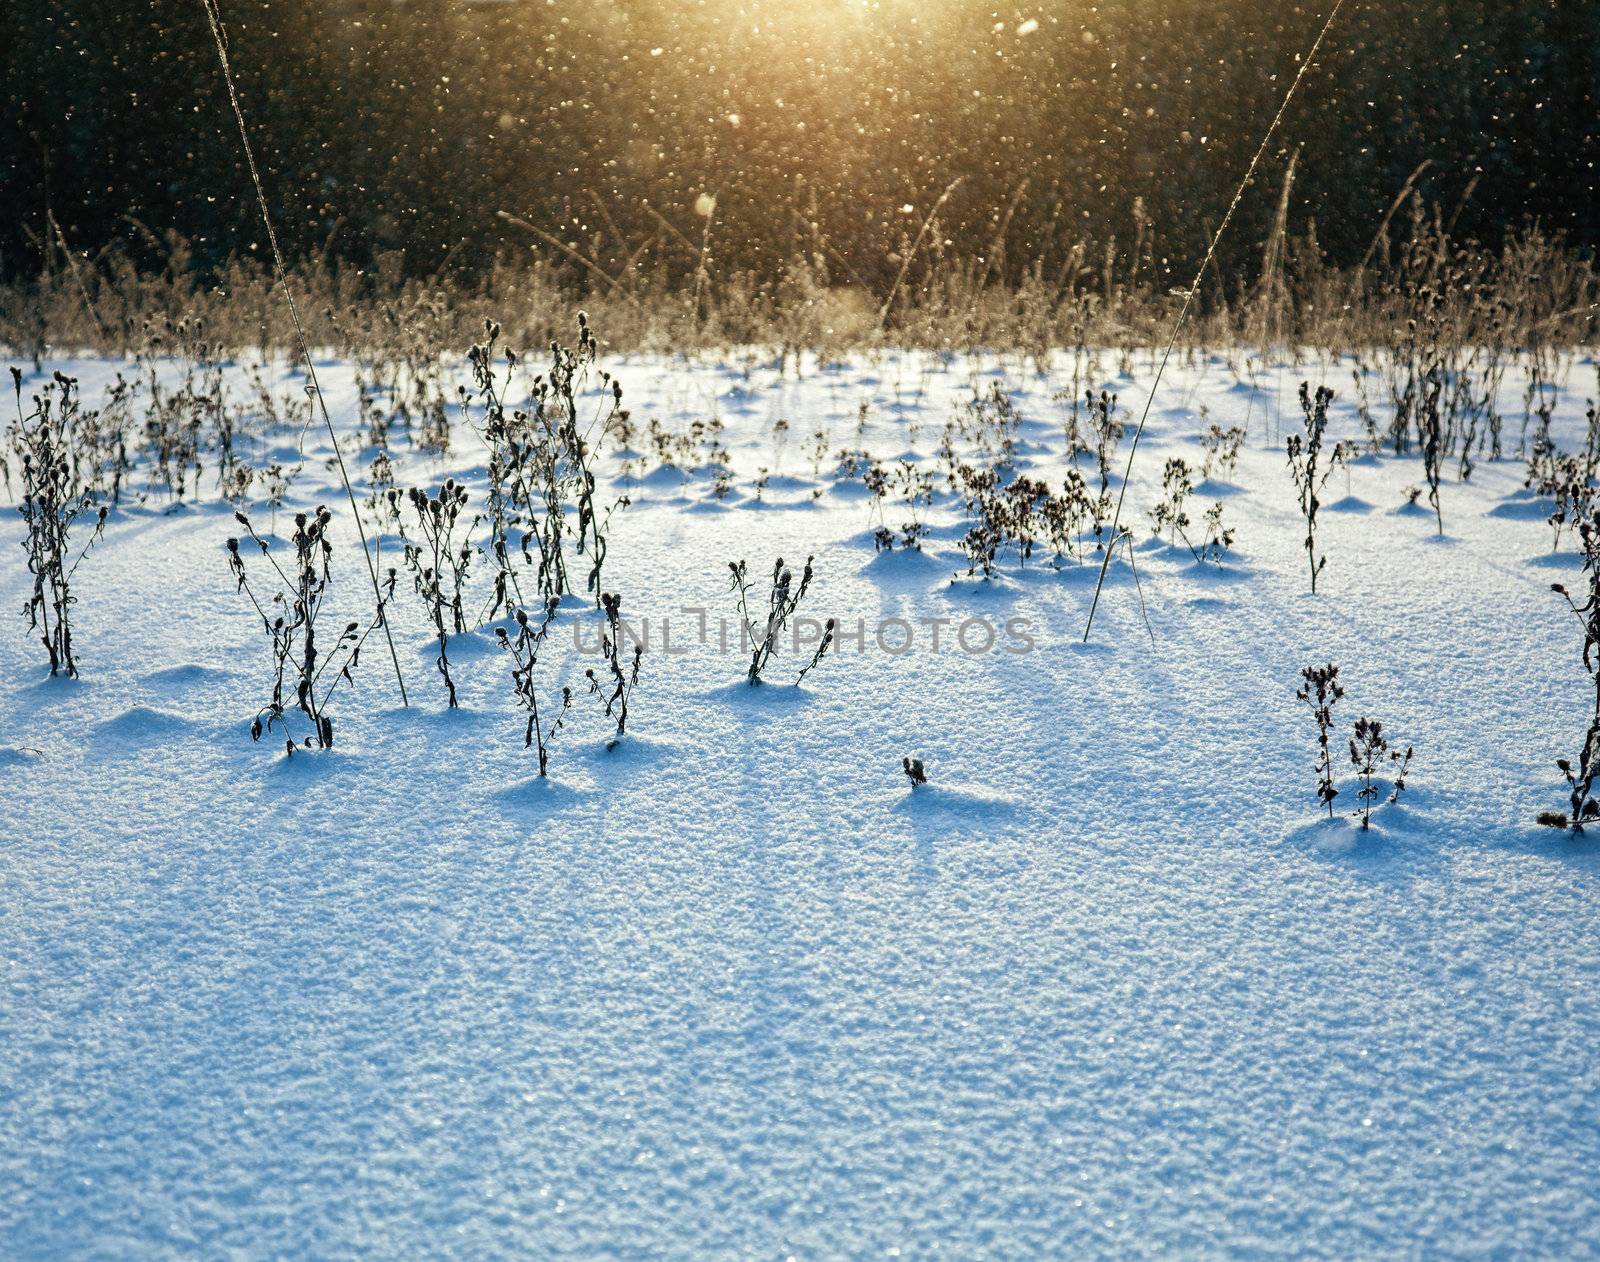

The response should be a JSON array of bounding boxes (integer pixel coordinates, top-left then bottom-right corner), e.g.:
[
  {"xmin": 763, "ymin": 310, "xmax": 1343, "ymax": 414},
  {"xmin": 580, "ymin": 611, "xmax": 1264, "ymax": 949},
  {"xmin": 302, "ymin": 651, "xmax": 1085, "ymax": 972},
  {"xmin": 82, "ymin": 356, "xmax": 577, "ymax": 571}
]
[{"xmin": 4, "ymin": 0, "xmax": 1596, "ymax": 291}]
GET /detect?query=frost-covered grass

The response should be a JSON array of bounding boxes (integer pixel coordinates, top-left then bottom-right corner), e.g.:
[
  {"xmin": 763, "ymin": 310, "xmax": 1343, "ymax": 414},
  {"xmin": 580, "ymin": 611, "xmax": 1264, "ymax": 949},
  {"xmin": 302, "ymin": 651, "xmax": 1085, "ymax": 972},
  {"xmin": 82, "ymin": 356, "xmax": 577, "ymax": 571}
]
[{"xmin": 3, "ymin": 346, "xmax": 1599, "ymax": 1257}]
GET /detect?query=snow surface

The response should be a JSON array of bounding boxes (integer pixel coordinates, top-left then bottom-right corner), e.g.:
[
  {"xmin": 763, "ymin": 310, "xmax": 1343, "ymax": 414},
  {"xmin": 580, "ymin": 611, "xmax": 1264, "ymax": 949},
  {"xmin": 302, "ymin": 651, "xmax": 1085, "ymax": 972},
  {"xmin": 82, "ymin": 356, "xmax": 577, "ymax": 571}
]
[{"xmin": 3, "ymin": 346, "xmax": 1600, "ymax": 1257}]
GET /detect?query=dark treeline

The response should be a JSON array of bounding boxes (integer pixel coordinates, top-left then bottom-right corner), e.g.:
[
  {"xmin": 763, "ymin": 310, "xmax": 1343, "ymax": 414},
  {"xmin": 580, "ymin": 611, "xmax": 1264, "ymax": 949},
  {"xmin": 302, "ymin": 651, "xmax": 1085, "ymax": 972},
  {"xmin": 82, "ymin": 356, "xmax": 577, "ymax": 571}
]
[{"xmin": 4, "ymin": 0, "xmax": 1597, "ymax": 294}]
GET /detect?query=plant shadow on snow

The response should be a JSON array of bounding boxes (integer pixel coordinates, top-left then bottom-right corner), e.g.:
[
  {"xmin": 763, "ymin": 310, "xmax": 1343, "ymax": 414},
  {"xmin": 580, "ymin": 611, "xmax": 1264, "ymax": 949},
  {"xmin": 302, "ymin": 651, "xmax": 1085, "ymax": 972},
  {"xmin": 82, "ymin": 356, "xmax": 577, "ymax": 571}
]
[
  {"xmin": 1283, "ymin": 813, "xmax": 1420, "ymax": 878},
  {"xmin": 637, "ymin": 463, "xmax": 689, "ymax": 489},
  {"xmin": 1175, "ymin": 557, "xmax": 1258, "ymax": 586},
  {"xmin": 1526, "ymin": 551, "xmax": 1580, "ymax": 571},
  {"xmin": 892, "ymin": 784, "xmax": 1018, "ymax": 826},
  {"xmin": 429, "ymin": 626, "xmax": 513, "ymax": 663},
  {"xmin": 263, "ymin": 744, "xmax": 365, "ymax": 783},
  {"xmin": 917, "ymin": 519, "xmax": 969, "ymax": 543},
  {"xmin": 490, "ymin": 775, "xmax": 584, "ymax": 812},
  {"xmin": 1486, "ymin": 493, "xmax": 1554, "ymax": 521},
  {"xmin": 140, "ymin": 662, "xmax": 230, "ymax": 690},
  {"xmin": 575, "ymin": 732, "xmax": 678, "ymax": 779},
  {"xmin": 839, "ymin": 526, "xmax": 891, "ymax": 551},
  {"xmin": 704, "ymin": 680, "xmax": 816, "ymax": 717},
  {"xmin": 857, "ymin": 546, "xmax": 947, "ymax": 593},
  {"xmin": 1140, "ymin": 539, "xmax": 1259, "ymax": 584},
  {"xmin": 941, "ymin": 573, "xmax": 1027, "ymax": 607},
  {"xmin": 1483, "ymin": 823, "xmax": 1600, "ymax": 868},
  {"xmin": 8, "ymin": 674, "xmax": 91, "ymax": 730},
  {"xmin": 18, "ymin": 672, "xmax": 87, "ymax": 701},
  {"xmin": 892, "ymin": 771, "xmax": 1025, "ymax": 889},
  {"xmin": 1004, "ymin": 559, "xmax": 1108, "ymax": 591},
  {"xmin": 1283, "ymin": 781, "xmax": 1447, "ymax": 877},
  {"xmin": 91, "ymin": 705, "xmax": 196, "ymax": 751},
  {"xmin": 379, "ymin": 703, "xmax": 498, "ymax": 732},
  {"xmin": 1390, "ymin": 499, "xmax": 1434, "ymax": 520}
]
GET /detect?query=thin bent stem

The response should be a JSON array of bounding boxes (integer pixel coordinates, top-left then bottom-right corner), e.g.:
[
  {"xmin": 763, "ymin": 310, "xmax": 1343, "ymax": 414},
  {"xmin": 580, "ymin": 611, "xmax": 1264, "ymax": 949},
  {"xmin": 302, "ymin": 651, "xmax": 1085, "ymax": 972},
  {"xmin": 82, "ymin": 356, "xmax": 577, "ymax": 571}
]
[
  {"xmin": 1083, "ymin": 0, "xmax": 1349, "ymax": 643},
  {"xmin": 199, "ymin": 0, "xmax": 408, "ymax": 707}
]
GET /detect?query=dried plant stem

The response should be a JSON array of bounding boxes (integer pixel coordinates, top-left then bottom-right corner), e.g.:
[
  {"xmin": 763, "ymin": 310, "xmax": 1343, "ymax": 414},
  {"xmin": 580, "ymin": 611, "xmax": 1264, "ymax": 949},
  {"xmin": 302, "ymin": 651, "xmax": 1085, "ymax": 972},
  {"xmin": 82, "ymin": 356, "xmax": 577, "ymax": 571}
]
[
  {"xmin": 1082, "ymin": 0, "xmax": 1348, "ymax": 643},
  {"xmin": 876, "ymin": 177, "xmax": 964, "ymax": 331},
  {"xmin": 199, "ymin": 0, "xmax": 408, "ymax": 706}
]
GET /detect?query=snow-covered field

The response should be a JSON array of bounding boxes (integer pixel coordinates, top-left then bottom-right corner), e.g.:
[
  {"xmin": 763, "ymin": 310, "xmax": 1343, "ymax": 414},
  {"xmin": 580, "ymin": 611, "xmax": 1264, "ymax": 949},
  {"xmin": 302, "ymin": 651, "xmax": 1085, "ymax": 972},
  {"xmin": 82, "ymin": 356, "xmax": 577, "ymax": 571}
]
[{"xmin": 4, "ymin": 346, "xmax": 1599, "ymax": 1257}]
